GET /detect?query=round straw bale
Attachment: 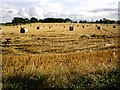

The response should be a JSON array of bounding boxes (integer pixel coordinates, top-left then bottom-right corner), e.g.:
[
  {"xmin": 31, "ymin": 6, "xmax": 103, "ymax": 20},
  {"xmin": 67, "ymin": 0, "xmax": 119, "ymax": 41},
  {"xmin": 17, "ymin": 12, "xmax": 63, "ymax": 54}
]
[
  {"xmin": 69, "ymin": 26, "xmax": 74, "ymax": 31},
  {"xmin": 20, "ymin": 27, "xmax": 28, "ymax": 33}
]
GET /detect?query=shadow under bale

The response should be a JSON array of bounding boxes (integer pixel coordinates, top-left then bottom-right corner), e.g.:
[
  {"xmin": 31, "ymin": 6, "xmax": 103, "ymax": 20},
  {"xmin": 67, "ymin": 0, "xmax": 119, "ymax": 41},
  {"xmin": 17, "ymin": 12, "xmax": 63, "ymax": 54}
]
[
  {"xmin": 3, "ymin": 38, "xmax": 11, "ymax": 45},
  {"xmin": 90, "ymin": 34, "xmax": 110, "ymax": 38}
]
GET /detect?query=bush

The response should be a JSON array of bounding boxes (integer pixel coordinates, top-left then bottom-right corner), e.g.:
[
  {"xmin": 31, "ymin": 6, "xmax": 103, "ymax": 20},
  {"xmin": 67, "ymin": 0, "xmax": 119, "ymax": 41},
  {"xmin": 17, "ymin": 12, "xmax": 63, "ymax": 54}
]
[{"xmin": 69, "ymin": 68, "xmax": 120, "ymax": 89}]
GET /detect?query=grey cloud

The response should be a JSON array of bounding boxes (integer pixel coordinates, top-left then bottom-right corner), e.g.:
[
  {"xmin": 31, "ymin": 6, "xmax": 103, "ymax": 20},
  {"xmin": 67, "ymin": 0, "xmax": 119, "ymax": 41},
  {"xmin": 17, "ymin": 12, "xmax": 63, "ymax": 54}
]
[
  {"xmin": 89, "ymin": 8, "xmax": 117, "ymax": 13},
  {"xmin": 44, "ymin": 12, "xmax": 56, "ymax": 18},
  {"xmin": 7, "ymin": 10, "xmax": 13, "ymax": 13},
  {"xmin": 44, "ymin": 13, "xmax": 84, "ymax": 21},
  {"xmin": 59, "ymin": 14, "xmax": 84, "ymax": 21}
]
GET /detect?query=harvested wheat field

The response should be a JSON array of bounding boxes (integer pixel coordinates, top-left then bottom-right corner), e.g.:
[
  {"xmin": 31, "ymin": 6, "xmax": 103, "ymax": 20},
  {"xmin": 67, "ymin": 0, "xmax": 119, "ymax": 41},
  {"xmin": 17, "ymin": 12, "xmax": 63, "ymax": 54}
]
[{"xmin": 1, "ymin": 23, "xmax": 120, "ymax": 89}]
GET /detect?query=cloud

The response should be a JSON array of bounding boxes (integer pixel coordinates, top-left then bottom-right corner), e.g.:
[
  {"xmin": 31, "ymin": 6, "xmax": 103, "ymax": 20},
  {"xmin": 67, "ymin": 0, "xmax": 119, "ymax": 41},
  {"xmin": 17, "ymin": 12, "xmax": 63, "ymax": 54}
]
[
  {"xmin": 17, "ymin": 8, "xmax": 30, "ymax": 18},
  {"xmin": 44, "ymin": 12, "xmax": 57, "ymax": 18},
  {"xmin": 7, "ymin": 10, "xmax": 13, "ymax": 13},
  {"xmin": 0, "ymin": 0, "xmax": 119, "ymax": 23},
  {"xmin": 89, "ymin": 8, "xmax": 117, "ymax": 13},
  {"xmin": 87, "ymin": 8, "xmax": 118, "ymax": 20},
  {"xmin": 29, "ymin": 6, "xmax": 44, "ymax": 19},
  {"xmin": 0, "ymin": 2, "xmax": 19, "ymax": 22},
  {"xmin": 0, "ymin": 2, "xmax": 45, "ymax": 22},
  {"xmin": 44, "ymin": 3, "xmax": 63, "ymax": 13},
  {"xmin": 3, "ymin": 0, "xmax": 47, "ymax": 2},
  {"xmin": 37, "ymin": 0, "xmax": 49, "ymax": 5}
]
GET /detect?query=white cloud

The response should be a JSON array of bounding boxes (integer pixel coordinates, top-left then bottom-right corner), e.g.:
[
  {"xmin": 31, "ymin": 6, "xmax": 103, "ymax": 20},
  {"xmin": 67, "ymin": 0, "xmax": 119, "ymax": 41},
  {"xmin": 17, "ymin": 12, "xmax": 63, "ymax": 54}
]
[
  {"xmin": 18, "ymin": 8, "xmax": 30, "ymax": 18},
  {"xmin": 42, "ymin": 2, "xmax": 64, "ymax": 18},
  {"xmin": 29, "ymin": 6, "xmax": 44, "ymax": 19},
  {"xmin": 61, "ymin": 0, "xmax": 118, "ymax": 21},
  {"xmin": 45, "ymin": 3, "xmax": 63, "ymax": 13},
  {"xmin": 0, "ymin": 2, "xmax": 19, "ymax": 22},
  {"xmin": 0, "ymin": 0, "xmax": 119, "ymax": 23},
  {"xmin": 44, "ymin": 12, "xmax": 57, "ymax": 18},
  {"xmin": 38, "ymin": 0, "xmax": 49, "ymax": 5},
  {"xmin": 84, "ymin": 0, "xmax": 118, "ymax": 9},
  {"xmin": 2, "ymin": 0, "xmax": 45, "ymax": 2}
]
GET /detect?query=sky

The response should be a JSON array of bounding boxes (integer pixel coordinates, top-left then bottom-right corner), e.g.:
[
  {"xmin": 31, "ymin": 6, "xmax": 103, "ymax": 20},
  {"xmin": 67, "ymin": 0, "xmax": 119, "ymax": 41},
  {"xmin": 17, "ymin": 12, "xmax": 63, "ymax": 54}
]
[{"xmin": 0, "ymin": 0, "xmax": 119, "ymax": 23}]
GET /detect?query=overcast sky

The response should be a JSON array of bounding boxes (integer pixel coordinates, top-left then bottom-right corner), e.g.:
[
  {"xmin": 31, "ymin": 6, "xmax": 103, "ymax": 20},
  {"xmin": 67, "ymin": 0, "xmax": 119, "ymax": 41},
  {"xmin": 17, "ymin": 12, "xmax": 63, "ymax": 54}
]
[{"xmin": 0, "ymin": 0, "xmax": 119, "ymax": 23}]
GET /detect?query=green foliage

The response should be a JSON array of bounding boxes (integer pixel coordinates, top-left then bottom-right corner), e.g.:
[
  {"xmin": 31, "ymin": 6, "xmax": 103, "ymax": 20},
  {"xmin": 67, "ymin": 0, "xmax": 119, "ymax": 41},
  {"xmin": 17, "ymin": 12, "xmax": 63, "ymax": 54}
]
[
  {"xmin": 12, "ymin": 17, "xmax": 23, "ymax": 24},
  {"xmin": 95, "ymin": 18, "xmax": 116, "ymax": 24},
  {"xmin": 2, "ymin": 68, "xmax": 120, "ymax": 89},
  {"xmin": 70, "ymin": 75, "xmax": 93, "ymax": 89},
  {"xmin": 30, "ymin": 17, "xmax": 38, "ymax": 23},
  {"xmin": 24, "ymin": 18, "xmax": 30, "ymax": 23},
  {"xmin": 12, "ymin": 17, "xmax": 30, "ymax": 24},
  {"xmin": 42, "ymin": 18, "xmax": 64, "ymax": 23},
  {"xmin": 79, "ymin": 20, "xmax": 87, "ymax": 23},
  {"xmin": 64, "ymin": 18, "xmax": 73, "ymax": 23},
  {"xmin": 8, "ymin": 17, "xmax": 73, "ymax": 24},
  {"xmin": 69, "ymin": 68, "xmax": 120, "ymax": 89},
  {"xmin": 40, "ymin": 18, "xmax": 73, "ymax": 23}
]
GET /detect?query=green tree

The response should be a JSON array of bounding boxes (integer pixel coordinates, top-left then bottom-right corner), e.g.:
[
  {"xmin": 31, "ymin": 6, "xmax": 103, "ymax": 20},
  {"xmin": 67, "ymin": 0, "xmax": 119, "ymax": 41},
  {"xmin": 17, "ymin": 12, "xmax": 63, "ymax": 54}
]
[
  {"xmin": 12, "ymin": 17, "xmax": 23, "ymax": 24},
  {"xmin": 64, "ymin": 18, "xmax": 73, "ymax": 23},
  {"xmin": 23, "ymin": 18, "xmax": 30, "ymax": 23},
  {"xmin": 30, "ymin": 17, "xmax": 38, "ymax": 23}
]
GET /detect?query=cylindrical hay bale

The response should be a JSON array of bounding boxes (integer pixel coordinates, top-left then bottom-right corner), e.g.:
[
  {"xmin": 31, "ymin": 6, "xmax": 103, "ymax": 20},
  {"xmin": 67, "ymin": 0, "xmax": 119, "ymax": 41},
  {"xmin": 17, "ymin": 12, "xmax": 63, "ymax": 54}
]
[
  {"xmin": 113, "ymin": 25, "xmax": 116, "ymax": 28},
  {"xmin": 97, "ymin": 26, "xmax": 101, "ymax": 30},
  {"xmin": 82, "ymin": 25, "xmax": 85, "ymax": 28},
  {"xmin": 37, "ymin": 26, "xmax": 40, "ymax": 30},
  {"xmin": 69, "ymin": 26, "xmax": 74, "ymax": 31},
  {"xmin": 20, "ymin": 27, "xmax": 28, "ymax": 33}
]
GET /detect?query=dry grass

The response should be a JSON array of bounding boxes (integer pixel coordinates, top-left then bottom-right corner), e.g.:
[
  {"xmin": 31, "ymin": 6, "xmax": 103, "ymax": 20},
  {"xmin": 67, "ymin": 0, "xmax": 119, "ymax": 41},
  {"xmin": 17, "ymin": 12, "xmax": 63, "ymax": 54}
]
[
  {"xmin": 2, "ymin": 50, "xmax": 118, "ymax": 78},
  {"xmin": 1, "ymin": 23, "xmax": 120, "ymax": 89}
]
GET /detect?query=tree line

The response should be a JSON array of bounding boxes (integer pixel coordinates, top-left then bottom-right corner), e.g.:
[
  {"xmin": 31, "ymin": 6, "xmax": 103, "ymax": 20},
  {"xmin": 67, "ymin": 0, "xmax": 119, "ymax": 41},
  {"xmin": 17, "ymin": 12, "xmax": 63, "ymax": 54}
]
[
  {"xmin": 12, "ymin": 17, "xmax": 73, "ymax": 24},
  {"xmin": 3, "ymin": 17, "xmax": 119, "ymax": 25}
]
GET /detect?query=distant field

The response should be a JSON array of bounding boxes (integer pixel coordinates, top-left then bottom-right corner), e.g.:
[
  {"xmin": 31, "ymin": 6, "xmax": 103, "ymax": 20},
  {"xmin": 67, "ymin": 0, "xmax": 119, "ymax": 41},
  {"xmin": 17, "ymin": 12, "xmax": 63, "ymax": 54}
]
[
  {"xmin": 2, "ymin": 23, "xmax": 118, "ymax": 35},
  {"xmin": 1, "ymin": 23, "xmax": 120, "ymax": 89}
]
